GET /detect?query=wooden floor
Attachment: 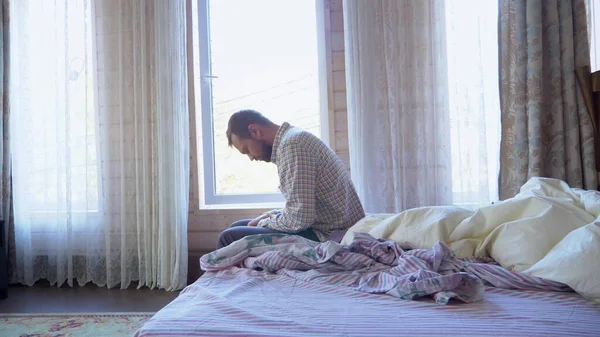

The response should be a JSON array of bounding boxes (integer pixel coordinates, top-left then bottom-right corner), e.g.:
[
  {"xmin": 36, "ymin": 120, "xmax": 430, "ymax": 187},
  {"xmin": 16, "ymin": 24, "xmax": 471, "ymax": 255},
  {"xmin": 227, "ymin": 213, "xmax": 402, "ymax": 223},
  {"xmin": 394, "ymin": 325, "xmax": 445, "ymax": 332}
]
[{"xmin": 0, "ymin": 281, "xmax": 179, "ymax": 313}]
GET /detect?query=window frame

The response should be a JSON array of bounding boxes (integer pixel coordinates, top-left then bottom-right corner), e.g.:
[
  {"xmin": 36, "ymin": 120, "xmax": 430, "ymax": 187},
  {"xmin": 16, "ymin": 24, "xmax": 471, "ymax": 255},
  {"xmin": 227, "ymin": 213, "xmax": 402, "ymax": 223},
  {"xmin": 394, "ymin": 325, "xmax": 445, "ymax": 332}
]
[{"xmin": 195, "ymin": 0, "xmax": 330, "ymax": 208}]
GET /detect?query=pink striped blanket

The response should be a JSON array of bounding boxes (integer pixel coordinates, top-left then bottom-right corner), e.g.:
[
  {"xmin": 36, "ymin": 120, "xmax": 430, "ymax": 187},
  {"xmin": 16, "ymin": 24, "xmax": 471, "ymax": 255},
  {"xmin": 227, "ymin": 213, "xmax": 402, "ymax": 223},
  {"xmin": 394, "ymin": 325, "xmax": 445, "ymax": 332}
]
[{"xmin": 200, "ymin": 233, "xmax": 569, "ymax": 304}]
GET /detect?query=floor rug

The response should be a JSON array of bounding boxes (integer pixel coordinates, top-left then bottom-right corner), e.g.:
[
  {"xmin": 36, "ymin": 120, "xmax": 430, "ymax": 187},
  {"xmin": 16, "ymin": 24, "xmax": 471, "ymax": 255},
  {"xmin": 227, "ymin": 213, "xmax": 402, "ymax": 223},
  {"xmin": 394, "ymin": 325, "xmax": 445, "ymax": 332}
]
[{"xmin": 0, "ymin": 312, "xmax": 154, "ymax": 337}]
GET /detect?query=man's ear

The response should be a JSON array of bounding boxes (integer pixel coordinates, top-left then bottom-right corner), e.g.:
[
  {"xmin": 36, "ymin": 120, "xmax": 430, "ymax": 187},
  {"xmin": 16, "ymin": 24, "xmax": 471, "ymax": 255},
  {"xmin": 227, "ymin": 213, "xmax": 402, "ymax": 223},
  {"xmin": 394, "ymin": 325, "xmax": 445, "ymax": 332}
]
[{"xmin": 248, "ymin": 124, "xmax": 262, "ymax": 139}]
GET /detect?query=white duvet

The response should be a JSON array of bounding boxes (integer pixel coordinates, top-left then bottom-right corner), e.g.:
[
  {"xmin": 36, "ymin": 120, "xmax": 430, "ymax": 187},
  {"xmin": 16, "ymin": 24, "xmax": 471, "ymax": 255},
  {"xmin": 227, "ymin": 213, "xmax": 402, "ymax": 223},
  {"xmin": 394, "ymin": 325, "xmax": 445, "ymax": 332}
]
[{"xmin": 341, "ymin": 177, "xmax": 600, "ymax": 302}]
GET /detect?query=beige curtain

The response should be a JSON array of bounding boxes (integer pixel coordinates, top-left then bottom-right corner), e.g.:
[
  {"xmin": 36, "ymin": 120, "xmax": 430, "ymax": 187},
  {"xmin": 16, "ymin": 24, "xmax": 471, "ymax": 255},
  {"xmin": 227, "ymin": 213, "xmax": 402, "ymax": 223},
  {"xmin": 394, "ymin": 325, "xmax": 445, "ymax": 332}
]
[
  {"xmin": 499, "ymin": 0, "xmax": 597, "ymax": 199},
  {"xmin": 1, "ymin": 0, "xmax": 10, "ymax": 296}
]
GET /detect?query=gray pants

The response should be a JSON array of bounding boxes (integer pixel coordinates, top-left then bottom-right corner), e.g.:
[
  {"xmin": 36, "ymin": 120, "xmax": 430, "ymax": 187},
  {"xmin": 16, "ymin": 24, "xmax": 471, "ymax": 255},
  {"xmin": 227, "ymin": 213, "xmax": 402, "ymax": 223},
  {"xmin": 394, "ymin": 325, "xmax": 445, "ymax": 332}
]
[{"xmin": 216, "ymin": 219, "xmax": 320, "ymax": 249}]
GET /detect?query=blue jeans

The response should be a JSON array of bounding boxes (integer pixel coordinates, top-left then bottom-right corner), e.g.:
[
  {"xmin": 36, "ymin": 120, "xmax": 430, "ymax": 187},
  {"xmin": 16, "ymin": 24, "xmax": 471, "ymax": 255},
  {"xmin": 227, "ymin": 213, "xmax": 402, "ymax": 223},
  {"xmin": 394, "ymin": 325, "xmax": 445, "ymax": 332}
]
[{"xmin": 216, "ymin": 219, "xmax": 320, "ymax": 249}]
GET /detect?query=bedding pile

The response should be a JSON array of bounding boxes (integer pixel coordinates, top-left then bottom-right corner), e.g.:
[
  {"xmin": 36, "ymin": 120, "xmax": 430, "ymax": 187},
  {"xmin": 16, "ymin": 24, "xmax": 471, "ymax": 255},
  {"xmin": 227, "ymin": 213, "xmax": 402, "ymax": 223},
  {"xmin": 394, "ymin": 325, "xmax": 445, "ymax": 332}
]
[
  {"xmin": 341, "ymin": 177, "xmax": 600, "ymax": 302},
  {"xmin": 201, "ymin": 177, "xmax": 599, "ymax": 304},
  {"xmin": 200, "ymin": 232, "xmax": 568, "ymax": 305}
]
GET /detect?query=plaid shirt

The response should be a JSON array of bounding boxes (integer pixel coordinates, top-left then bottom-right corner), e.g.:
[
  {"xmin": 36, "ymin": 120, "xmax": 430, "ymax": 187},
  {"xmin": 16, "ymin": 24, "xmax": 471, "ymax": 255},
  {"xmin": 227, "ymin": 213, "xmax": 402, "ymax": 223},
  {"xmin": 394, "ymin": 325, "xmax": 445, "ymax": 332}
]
[{"xmin": 258, "ymin": 122, "xmax": 365, "ymax": 241}]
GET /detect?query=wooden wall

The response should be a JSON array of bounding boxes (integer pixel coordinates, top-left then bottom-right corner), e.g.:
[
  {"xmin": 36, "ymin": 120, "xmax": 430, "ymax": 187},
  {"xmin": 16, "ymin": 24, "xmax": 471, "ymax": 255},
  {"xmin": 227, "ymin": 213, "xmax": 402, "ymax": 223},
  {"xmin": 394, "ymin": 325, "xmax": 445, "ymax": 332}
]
[{"xmin": 328, "ymin": 0, "xmax": 350, "ymax": 171}]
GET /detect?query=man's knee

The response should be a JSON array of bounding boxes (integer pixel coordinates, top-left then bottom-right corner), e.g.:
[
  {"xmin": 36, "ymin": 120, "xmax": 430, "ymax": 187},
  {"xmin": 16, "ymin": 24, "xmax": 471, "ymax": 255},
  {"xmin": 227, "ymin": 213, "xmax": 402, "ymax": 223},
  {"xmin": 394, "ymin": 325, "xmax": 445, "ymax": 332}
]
[
  {"xmin": 231, "ymin": 219, "xmax": 251, "ymax": 227},
  {"xmin": 216, "ymin": 227, "xmax": 247, "ymax": 249},
  {"xmin": 217, "ymin": 228, "xmax": 234, "ymax": 249}
]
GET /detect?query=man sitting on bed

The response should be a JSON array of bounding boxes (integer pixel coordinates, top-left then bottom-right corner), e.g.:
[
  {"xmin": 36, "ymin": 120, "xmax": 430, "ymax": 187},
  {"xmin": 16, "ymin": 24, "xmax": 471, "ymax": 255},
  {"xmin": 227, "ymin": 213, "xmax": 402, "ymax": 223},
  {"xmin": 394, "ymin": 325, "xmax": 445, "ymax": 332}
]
[{"xmin": 216, "ymin": 109, "xmax": 365, "ymax": 249}]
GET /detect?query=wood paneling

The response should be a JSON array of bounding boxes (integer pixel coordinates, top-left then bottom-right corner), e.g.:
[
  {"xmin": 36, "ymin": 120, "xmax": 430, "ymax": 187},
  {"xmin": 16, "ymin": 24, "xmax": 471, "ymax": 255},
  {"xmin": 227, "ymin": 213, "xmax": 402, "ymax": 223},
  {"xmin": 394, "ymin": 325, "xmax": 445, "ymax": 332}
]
[
  {"xmin": 330, "ymin": 11, "xmax": 344, "ymax": 32},
  {"xmin": 330, "ymin": 0, "xmax": 343, "ymax": 12},
  {"xmin": 337, "ymin": 151, "xmax": 351, "ymax": 170},
  {"xmin": 335, "ymin": 131, "xmax": 349, "ymax": 151},
  {"xmin": 334, "ymin": 91, "xmax": 347, "ymax": 110},
  {"xmin": 332, "ymin": 51, "xmax": 345, "ymax": 71},
  {"xmin": 334, "ymin": 110, "xmax": 348, "ymax": 132},
  {"xmin": 329, "ymin": 1, "xmax": 349, "ymax": 160},
  {"xmin": 331, "ymin": 32, "xmax": 345, "ymax": 52},
  {"xmin": 332, "ymin": 71, "xmax": 346, "ymax": 92}
]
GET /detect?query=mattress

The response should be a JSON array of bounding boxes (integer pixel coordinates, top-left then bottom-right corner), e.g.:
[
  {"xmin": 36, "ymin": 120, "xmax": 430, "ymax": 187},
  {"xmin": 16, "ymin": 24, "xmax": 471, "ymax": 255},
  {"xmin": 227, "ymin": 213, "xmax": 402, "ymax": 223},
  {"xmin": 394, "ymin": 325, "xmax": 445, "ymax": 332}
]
[{"xmin": 134, "ymin": 268, "xmax": 600, "ymax": 337}]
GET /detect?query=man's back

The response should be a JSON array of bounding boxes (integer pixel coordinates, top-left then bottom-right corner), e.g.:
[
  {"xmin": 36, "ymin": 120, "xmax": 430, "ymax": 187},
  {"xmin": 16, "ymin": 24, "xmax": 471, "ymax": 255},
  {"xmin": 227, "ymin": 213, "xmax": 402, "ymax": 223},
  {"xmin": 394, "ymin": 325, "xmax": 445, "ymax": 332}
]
[
  {"xmin": 272, "ymin": 122, "xmax": 365, "ymax": 241},
  {"xmin": 219, "ymin": 110, "xmax": 365, "ymax": 249}
]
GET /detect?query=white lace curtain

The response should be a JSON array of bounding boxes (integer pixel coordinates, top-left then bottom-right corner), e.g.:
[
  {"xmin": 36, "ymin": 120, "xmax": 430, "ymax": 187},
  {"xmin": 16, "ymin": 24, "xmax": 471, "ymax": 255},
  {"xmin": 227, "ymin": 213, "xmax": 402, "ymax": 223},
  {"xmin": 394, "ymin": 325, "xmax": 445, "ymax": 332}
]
[
  {"xmin": 344, "ymin": 0, "xmax": 500, "ymax": 213},
  {"xmin": 9, "ymin": 0, "xmax": 189, "ymax": 290}
]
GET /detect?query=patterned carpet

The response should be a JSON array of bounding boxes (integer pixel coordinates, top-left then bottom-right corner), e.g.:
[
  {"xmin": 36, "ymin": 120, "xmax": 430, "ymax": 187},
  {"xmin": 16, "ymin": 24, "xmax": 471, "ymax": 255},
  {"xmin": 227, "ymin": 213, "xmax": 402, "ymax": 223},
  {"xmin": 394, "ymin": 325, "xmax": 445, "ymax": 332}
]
[{"xmin": 0, "ymin": 312, "xmax": 154, "ymax": 337}]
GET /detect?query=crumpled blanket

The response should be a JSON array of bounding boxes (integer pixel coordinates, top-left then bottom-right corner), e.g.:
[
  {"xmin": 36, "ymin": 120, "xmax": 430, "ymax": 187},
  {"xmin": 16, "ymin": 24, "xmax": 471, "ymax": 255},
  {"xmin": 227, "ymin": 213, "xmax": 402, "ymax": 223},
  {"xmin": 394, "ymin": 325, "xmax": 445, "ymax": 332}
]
[{"xmin": 200, "ymin": 233, "xmax": 569, "ymax": 305}]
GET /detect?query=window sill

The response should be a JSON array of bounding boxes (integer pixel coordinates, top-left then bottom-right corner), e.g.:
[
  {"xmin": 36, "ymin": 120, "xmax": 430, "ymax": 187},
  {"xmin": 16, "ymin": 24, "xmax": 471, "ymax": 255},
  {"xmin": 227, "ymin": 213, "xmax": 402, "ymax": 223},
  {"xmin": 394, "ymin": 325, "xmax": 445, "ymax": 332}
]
[{"xmin": 198, "ymin": 202, "xmax": 285, "ymax": 212}]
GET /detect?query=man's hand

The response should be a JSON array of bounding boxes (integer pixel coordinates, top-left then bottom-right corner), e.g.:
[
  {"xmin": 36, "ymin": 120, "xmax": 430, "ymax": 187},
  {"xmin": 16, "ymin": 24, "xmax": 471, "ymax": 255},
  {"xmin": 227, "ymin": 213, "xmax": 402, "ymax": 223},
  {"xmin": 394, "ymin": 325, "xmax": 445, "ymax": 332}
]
[{"xmin": 248, "ymin": 213, "xmax": 270, "ymax": 227}]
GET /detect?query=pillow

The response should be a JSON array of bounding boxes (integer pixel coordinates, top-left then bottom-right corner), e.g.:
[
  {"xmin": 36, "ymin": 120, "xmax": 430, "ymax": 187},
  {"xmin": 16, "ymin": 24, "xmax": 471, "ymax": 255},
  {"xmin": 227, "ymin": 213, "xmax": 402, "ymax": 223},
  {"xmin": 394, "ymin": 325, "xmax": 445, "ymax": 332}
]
[
  {"xmin": 341, "ymin": 206, "xmax": 473, "ymax": 250},
  {"xmin": 340, "ymin": 213, "xmax": 395, "ymax": 245},
  {"xmin": 524, "ymin": 221, "xmax": 600, "ymax": 303}
]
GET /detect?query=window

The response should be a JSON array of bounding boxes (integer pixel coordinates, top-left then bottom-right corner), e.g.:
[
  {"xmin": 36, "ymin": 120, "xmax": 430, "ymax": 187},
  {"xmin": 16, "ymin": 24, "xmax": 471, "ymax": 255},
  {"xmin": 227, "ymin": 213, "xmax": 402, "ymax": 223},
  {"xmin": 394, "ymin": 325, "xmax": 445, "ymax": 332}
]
[
  {"xmin": 446, "ymin": 0, "xmax": 500, "ymax": 207},
  {"xmin": 10, "ymin": 0, "xmax": 100, "ymax": 214},
  {"xmin": 192, "ymin": 0, "xmax": 328, "ymax": 207}
]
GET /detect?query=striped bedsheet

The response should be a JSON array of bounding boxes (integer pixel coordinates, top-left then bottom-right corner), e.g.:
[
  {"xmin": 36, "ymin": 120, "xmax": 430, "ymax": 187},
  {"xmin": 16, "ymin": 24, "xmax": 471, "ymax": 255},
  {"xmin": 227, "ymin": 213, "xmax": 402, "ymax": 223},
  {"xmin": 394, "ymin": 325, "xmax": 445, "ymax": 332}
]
[
  {"xmin": 200, "ymin": 233, "xmax": 569, "ymax": 304},
  {"xmin": 133, "ymin": 268, "xmax": 600, "ymax": 337}
]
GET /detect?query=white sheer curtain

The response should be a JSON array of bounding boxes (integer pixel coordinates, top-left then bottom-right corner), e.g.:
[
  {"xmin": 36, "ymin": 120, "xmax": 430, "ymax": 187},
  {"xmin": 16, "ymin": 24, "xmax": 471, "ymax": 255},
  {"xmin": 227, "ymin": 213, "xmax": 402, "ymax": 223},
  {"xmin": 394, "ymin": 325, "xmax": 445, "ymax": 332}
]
[
  {"xmin": 9, "ymin": 0, "xmax": 189, "ymax": 290},
  {"xmin": 344, "ymin": 0, "xmax": 500, "ymax": 213}
]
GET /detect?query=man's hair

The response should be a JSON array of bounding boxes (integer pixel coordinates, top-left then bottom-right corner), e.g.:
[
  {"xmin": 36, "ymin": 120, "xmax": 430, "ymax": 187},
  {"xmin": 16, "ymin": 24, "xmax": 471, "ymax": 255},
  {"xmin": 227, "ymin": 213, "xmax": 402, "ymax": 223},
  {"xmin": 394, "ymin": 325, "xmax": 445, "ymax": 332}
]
[{"xmin": 226, "ymin": 109, "xmax": 274, "ymax": 146}]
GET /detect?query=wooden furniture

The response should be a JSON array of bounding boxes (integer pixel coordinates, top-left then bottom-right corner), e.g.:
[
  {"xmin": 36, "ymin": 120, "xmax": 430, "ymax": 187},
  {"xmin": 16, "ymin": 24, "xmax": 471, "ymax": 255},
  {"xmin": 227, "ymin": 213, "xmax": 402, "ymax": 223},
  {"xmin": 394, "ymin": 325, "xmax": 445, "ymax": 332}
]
[
  {"xmin": 576, "ymin": 67, "xmax": 600, "ymax": 189},
  {"xmin": 592, "ymin": 71, "xmax": 600, "ymax": 176}
]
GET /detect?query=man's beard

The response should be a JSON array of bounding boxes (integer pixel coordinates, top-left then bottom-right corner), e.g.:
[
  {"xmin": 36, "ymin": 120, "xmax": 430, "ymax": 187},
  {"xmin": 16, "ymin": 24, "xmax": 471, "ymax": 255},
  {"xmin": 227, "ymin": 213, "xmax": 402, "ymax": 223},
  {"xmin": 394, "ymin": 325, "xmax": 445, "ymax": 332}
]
[{"xmin": 259, "ymin": 143, "xmax": 273, "ymax": 162}]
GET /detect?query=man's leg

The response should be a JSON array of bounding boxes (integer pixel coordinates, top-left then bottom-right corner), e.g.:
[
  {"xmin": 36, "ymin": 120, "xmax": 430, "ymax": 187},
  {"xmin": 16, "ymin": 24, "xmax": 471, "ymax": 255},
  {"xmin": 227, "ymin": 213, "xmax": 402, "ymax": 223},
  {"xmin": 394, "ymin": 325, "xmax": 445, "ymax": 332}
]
[
  {"xmin": 216, "ymin": 220, "xmax": 281, "ymax": 249},
  {"xmin": 296, "ymin": 228, "xmax": 320, "ymax": 242},
  {"xmin": 230, "ymin": 219, "xmax": 252, "ymax": 227},
  {"xmin": 216, "ymin": 219, "xmax": 321, "ymax": 249}
]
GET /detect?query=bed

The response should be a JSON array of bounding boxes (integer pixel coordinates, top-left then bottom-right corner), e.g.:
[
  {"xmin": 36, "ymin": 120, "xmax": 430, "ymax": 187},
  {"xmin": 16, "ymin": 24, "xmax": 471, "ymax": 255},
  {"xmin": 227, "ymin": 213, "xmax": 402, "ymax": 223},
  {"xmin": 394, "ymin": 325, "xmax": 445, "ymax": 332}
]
[
  {"xmin": 134, "ymin": 177, "xmax": 600, "ymax": 337},
  {"xmin": 134, "ymin": 269, "xmax": 599, "ymax": 337}
]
